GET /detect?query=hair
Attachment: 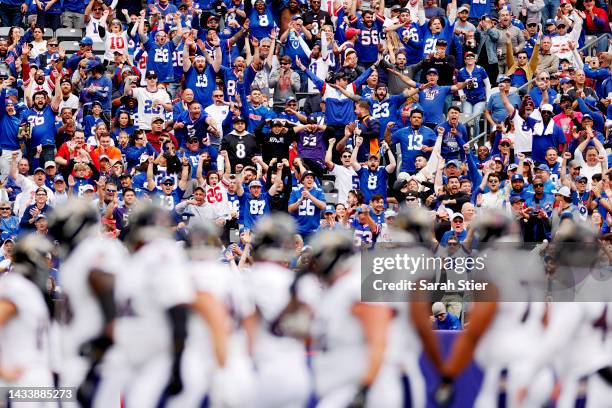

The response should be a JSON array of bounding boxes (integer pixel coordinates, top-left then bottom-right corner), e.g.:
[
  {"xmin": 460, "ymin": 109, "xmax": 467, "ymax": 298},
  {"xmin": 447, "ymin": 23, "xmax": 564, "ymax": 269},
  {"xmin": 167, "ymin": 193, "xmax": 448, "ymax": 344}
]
[
  {"xmin": 487, "ymin": 172, "xmax": 501, "ymax": 182},
  {"xmin": 356, "ymin": 100, "xmax": 370, "ymax": 111},
  {"xmin": 113, "ymin": 110, "xmax": 133, "ymax": 130},
  {"xmin": 348, "ymin": 189, "xmax": 365, "ymax": 205},
  {"xmin": 370, "ymin": 194, "xmax": 384, "ymax": 203}
]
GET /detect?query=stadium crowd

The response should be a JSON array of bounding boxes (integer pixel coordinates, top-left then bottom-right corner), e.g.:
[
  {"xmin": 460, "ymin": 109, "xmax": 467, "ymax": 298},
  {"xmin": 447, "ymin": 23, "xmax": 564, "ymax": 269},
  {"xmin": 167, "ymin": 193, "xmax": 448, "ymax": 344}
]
[
  {"xmin": 0, "ymin": 0, "xmax": 611, "ymax": 405},
  {"xmin": 0, "ymin": 0, "xmax": 606, "ymax": 256}
]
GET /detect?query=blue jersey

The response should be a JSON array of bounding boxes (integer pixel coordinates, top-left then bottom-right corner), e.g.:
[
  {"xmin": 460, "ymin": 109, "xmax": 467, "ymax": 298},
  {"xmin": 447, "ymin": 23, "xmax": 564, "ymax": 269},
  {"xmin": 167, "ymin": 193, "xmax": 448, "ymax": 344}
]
[
  {"xmin": 351, "ymin": 217, "xmax": 379, "ymax": 249},
  {"xmin": 396, "ymin": 23, "xmax": 423, "ymax": 65},
  {"xmin": 184, "ymin": 65, "xmax": 216, "ymax": 107},
  {"xmin": 289, "ymin": 186, "xmax": 326, "ymax": 236},
  {"xmin": 283, "ymin": 32, "xmax": 309, "ymax": 69},
  {"xmin": 249, "ymin": 7, "xmax": 276, "ymax": 40},
  {"xmin": 357, "ymin": 166, "xmax": 388, "ymax": 203},
  {"xmin": 144, "ymin": 40, "xmax": 176, "ymax": 83},
  {"xmin": 84, "ymin": 75, "xmax": 112, "ymax": 113},
  {"xmin": 23, "ymin": 106, "xmax": 57, "ymax": 147},
  {"xmin": 171, "ymin": 42, "xmax": 185, "ymax": 84},
  {"xmin": 421, "ymin": 21, "xmax": 454, "ymax": 59},
  {"xmin": 227, "ymin": 191, "xmax": 243, "ymax": 225},
  {"xmin": 241, "ymin": 191, "xmax": 271, "ymax": 229},
  {"xmin": 174, "ymin": 111, "xmax": 211, "ymax": 147},
  {"xmin": 83, "ymin": 115, "xmax": 104, "ymax": 139},
  {"xmin": 469, "ymin": 0, "xmax": 492, "ymax": 19},
  {"xmin": 150, "ymin": 188, "xmax": 184, "ymax": 211},
  {"xmin": 457, "ymin": 65, "xmax": 488, "ymax": 104},
  {"xmin": 366, "ymin": 94, "xmax": 406, "ymax": 136},
  {"xmin": 419, "ymin": 85, "xmax": 453, "ymax": 124},
  {"xmin": 218, "ymin": 66, "xmax": 240, "ymax": 102},
  {"xmin": 352, "ymin": 18, "xmax": 384, "ymax": 63},
  {"xmin": 391, "ymin": 126, "xmax": 437, "ymax": 173}
]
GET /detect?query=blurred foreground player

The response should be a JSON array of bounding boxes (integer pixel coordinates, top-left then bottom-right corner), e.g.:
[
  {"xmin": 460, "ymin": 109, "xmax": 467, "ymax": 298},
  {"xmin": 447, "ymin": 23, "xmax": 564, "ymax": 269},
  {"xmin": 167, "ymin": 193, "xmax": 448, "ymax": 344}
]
[
  {"xmin": 246, "ymin": 214, "xmax": 320, "ymax": 408},
  {"xmin": 0, "ymin": 235, "xmax": 55, "ymax": 408},
  {"xmin": 168, "ymin": 221, "xmax": 256, "ymax": 408},
  {"xmin": 48, "ymin": 199, "xmax": 128, "ymax": 408}
]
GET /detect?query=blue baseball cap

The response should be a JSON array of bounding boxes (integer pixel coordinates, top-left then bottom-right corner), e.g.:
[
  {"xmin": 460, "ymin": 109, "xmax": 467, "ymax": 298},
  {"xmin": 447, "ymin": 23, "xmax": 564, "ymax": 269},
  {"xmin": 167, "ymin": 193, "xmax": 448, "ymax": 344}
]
[
  {"xmin": 545, "ymin": 19, "xmax": 556, "ymax": 26},
  {"xmin": 80, "ymin": 37, "xmax": 93, "ymax": 46},
  {"xmin": 324, "ymin": 205, "xmax": 335, "ymax": 214},
  {"xmin": 559, "ymin": 77, "xmax": 571, "ymax": 84},
  {"xmin": 498, "ymin": 75, "xmax": 511, "ymax": 83},
  {"xmin": 445, "ymin": 159, "xmax": 461, "ymax": 168},
  {"xmin": 511, "ymin": 174, "xmax": 524, "ymax": 182},
  {"xmin": 536, "ymin": 164, "xmax": 550, "ymax": 172},
  {"xmin": 582, "ymin": 113, "xmax": 593, "ymax": 121}
]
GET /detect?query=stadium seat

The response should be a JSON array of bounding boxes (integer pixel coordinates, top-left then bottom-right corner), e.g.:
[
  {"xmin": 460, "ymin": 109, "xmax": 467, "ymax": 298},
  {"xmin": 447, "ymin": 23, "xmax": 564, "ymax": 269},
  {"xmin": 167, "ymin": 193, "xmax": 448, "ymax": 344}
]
[
  {"xmin": 43, "ymin": 28, "xmax": 54, "ymax": 39},
  {"xmin": 0, "ymin": 27, "xmax": 10, "ymax": 37},
  {"xmin": 56, "ymin": 28, "xmax": 83, "ymax": 43},
  {"xmin": 229, "ymin": 228, "xmax": 239, "ymax": 243},
  {"xmin": 92, "ymin": 42, "xmax": 105, "ymax": 56},
  {"xmin": 59, "ymin": 41, "xmax": 80, "ymax": 54},
  {"xmin": 322, "ymin": 179, "xmax": 335, "ymax": 193},
  {"xmin": 324, "ymin": 192, "xmax": 338, "ymax": 204}
]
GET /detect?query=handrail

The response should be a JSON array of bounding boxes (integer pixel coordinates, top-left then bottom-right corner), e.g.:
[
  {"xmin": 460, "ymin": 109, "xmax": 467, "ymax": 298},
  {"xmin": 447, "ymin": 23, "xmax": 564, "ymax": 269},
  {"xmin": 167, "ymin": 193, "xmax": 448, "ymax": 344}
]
[{"xmin": 461, "ymin": 33, "xmax": 611, "ymax": 147}]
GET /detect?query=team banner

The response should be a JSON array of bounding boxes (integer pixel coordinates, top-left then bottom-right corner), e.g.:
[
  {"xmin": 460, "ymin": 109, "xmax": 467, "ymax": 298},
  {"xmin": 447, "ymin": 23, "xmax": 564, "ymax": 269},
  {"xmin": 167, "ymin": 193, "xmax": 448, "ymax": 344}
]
[{"xmin": 361, "ymin": 242, "xmax": 612, "ymax": 302}]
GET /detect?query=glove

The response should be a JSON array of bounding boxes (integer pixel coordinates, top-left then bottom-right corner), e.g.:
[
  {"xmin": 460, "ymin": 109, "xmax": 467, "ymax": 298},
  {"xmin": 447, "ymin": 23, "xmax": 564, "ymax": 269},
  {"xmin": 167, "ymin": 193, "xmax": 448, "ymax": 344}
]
[
  {"xmin": 164, "ymin": 363, "xmax": 183, "ymax": 396},
  {"xmin": 433, "ymin": 377, "xmax": 455, "ymax": 407},
  {"xmin": 79, "ymin": 335, "xmax": 113, "ymax": 364},
  {"xmin": 347, "ymin": 384, "xmax": 369, "ymax": 408}
]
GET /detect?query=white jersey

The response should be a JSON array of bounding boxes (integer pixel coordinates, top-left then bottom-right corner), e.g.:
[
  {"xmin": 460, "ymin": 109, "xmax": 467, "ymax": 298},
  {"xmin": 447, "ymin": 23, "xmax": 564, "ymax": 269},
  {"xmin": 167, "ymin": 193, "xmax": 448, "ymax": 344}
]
[
  {"xmin": 132, "ymin": 87, "xmax": 170, "ymax": 130},
  {"xmin": 168, "ymin": 260, "xmax": 255, "ymax": 408},
  {"xmin": 246, "ymin": 261, "xmax": 319, "ymax": 408},
  {"xmin": 59, "ymin": 237, "xmax": 128, "ymax": 360},
  {"xmin": 204, "ymin": 104, "xmax": 230, "ymax": 138},
  {"xmin": 307, "ymin": 56, "xmax": 330, "ymax": 93},
  {"xmin": 203, "ymin": 182, "xmax": 231, "ymax": 220},
  {"xmin": 475, "ymin": 247, "xmax": 547, "ymax": 366},
  {"xmin": 104, "ymin": 31, "xmax": 129, "ymax": 61},
  {"xmin": 549, "ymin": 302, "xmax": 611, "ymax": 378},
  {"xmin": 329, "ymin": 164, "xmax": 357, "ymax": 205},
  {"xmin": 85, "ymin": 17, "xmax": 104, "ymax": 43},
  {"xmin": 312, "ymin": 257, "xmax": 404, "ymax": 406},
  {"xmin": 0, "ymin": 273, "xmax": 52, "ymax": 383},
  {"xmin": 113, "ymin": 239, "xmax": 194, "ymax": 366}
]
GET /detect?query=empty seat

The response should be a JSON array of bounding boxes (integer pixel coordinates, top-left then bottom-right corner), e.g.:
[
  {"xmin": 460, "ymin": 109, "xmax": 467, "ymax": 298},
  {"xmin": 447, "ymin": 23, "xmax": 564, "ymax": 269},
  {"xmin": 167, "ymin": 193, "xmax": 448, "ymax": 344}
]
[
  {"xmin": 43, "ymin": 28, "xmax": 54, "ymax": 39},
  {"xmin": 0, "ymin": 27, "xmax": 10, "ymax": 37},
  {"xmin": 56, "ymin": 28, "xmax": 83, "ymax": 42},
  {"xmin": 229, "ymin": 229, "xmax": 239, "ymax": 243},
  {"xmin": 59, "ymin": 41, "xmax": 80, "ymax": 55},
  {"xmin": 324, "ymin": 192, "xmax": 338, "ymax": 204},
  {"xmin": 322, "ymin": 179, "xmax": 335, "ymax": 193},
  {"xmin": 92, "ymin": 42, "xmax": 105, "ymax": 56}
]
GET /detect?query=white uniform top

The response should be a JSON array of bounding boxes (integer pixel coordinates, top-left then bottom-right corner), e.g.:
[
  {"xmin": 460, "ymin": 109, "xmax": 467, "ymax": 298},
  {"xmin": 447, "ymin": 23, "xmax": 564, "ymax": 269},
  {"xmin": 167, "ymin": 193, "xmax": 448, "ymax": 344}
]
[
  {"xmin": 59, "ymin": 236, "xmax": 128, "ymax": 358},
  {"xmin": 329, "ymin": 164, "xmax": 357, "ymax": 205},
  {"xmin": 312, "ymin": 256, "xmax": 398, "ymax": 395},
  {"xmin": 204, "ymin": 104, "xmax": 230, "ymax": 138},
  {"xmin": 185, "ymin": 260, "xmax": 254, "ymax": 362},
  {"xmin": 246, "ymin": 262, "xmax": 319, "ymax": 360},
  {"xmin": 545, "ymin": 302, "xmax": 611, "ymax": 379},
  {"xmin": 113, "ymin": 238, "xmax": 194, "ymax": 366},
  {"xmin": 0, "ymin": 273, "xmax": 50, "ymax": 372},
  {"xmin": 133, "ymin": 87, "xmax": 170, "ymax": 131},
  {"xmin": 104, "ymin": 31, "xmax": 129, "ymax": 61},
  {"xmin": 85, "ymin": 17, "xmax": 104, "ymax": 43},
  {"xmin": 473, "ymin": 247, "xmax": 547, "ymax": 366}
]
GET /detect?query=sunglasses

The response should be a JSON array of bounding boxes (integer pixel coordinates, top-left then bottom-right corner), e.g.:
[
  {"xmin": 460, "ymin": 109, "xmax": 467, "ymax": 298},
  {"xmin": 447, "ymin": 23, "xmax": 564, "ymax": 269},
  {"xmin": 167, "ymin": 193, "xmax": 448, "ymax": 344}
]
[
  {"xmin": 533, "ymin": 183, "xmax": 544, "ymax": 187},
  {"xmin": 48, "ymin": 43, "xmax": 58, "ymax": 47},
  {"xmin": 280, "ymin": 61, "xmax": 291, "ymax": 65},
  {"xmin": 342, "ymin": 155, "xmax": 351, "ymax": 158},
  {"xmin": 106, "ymin": 189, "xmax": 117, "ymax": 193},
  {"xmin": 0, "ymin": 208, "xmax": 10, "ymax": 210},
  {"xmin": 500, "ymin": 143, "xmax": 510, "ymax": 147},
  {"xmin": 163, "ymin": 182, "xmax": 174, "ymax": 186}
]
